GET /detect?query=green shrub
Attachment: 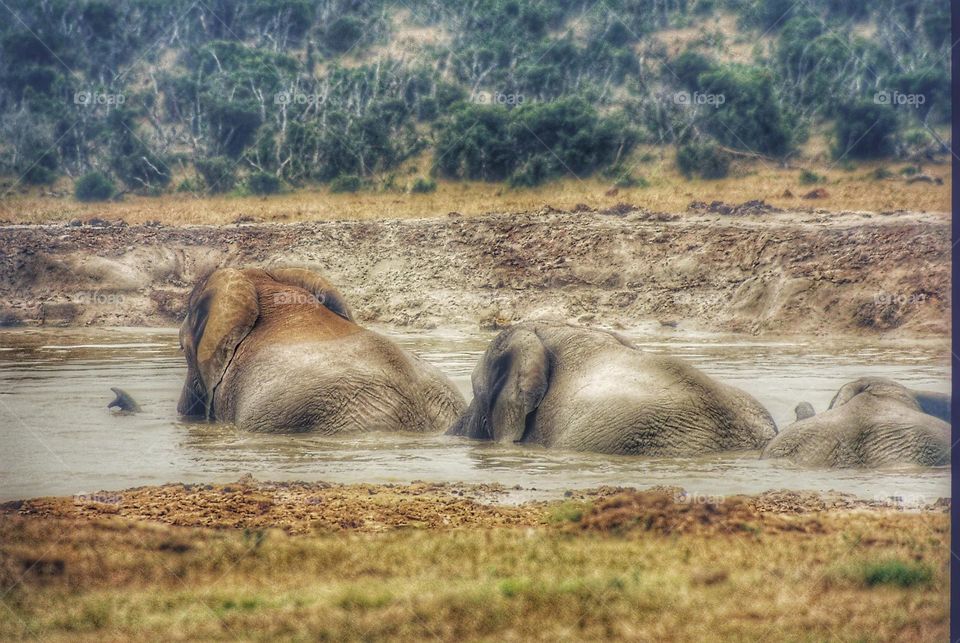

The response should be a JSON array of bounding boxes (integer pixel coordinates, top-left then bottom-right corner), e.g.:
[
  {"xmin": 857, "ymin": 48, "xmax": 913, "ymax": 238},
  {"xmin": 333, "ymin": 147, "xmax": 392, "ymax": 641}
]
[
  {"xmin": 246, "ymin": 171, "xmax": 281, "ymax": 195},
  {"xmin": 698, "ymin": 64, "xmax": 794, "ymax": 157},
  {"xmin": 434, "ymin": 97, "xmax": 637, "ymax": 186},
  {"xmin": 799, "ymin": 169, "xmax": 825, "ymax": 184},
  {"xmin": 676, "ymin": 142, "xmax": 730, "ymax": 179},
  {"xmin": 329, "ymin": 174, "xmax": 363, "ymax": 193},
  {"xmin": 870, "ymin": 167, "xmax": 893, "ymax": 180},
  {"xmin": 195, "ymin": 157, "xmax": 236, "ymax": 193},
  {"xmin": 410, "ymin": 177, "xmax": 436, "ymax": 193},
  {"xmin": 74, "ymin": 171, "xmax": 115, "ymax": 201},
  {"xmin": 833, "ymin": 101, "xmax": 899, "ymax": 159},
  {"xmin": 859, "ymin": 559, "xmax": 932, "ymax": 588}
]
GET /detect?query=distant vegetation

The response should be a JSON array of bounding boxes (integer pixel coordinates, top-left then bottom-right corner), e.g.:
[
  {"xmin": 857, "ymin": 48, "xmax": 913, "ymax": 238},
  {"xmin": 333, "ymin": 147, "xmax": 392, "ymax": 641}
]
[{"xmin": 0, "ymin": 0, "xmax": 949, "ymax": 196}]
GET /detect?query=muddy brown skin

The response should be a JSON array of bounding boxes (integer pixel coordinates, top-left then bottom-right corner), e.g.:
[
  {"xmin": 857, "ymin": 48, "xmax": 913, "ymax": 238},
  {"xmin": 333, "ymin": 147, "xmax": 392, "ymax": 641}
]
[
  {"xmin": 177, "ymin": 267, "xmax": 465, "ymax": 433},
  {"xmin": 763, "ymin": 377, "xmax": 951, "ymax": 468},
  {"xmin": 448, "ymin": 321, "xmax": 777, "ymax": 455}
]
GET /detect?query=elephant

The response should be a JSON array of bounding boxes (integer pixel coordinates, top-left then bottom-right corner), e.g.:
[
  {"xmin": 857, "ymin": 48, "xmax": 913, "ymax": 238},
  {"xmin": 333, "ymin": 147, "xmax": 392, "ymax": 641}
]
[
  {"xmin": 762, "ymin": 377, "xmax": 951, "ymax": 467},
  {"xmin": 447, "ymin": 321, "xmax": 778, "ymax": 455},
  {"xmin": 177, "ymin": 267, "xmax": 465, "ymax": 433}
]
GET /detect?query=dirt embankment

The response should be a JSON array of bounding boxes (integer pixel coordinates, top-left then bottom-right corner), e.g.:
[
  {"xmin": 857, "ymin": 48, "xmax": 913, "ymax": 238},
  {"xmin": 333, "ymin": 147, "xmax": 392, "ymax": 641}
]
[
  {"xmin": 0, "ymin": 206, "xmax": 950, "ymax": 336},
  {"xmin": 1, "ymin": 478, "xmax": 949, "ymax": 535}
]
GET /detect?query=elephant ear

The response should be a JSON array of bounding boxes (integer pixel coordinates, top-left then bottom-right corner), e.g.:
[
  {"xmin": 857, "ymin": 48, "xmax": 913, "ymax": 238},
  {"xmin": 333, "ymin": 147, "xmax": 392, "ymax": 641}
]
[
  {"xmin": 486, "ymin": 327, "xmax": 550, "ymax": 443},
  {"xmin": 192, "ymin": 269, "xmax": 260, "ymax": 417},
  {"xmin": 265, "ymin": 267, "xmax": 354, "ymax": 321}
]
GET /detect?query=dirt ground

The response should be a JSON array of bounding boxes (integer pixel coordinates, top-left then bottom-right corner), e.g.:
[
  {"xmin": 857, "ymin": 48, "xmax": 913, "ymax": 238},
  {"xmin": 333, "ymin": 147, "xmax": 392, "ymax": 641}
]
[
  {"xmin": 0, "ymin": 481, "xmax": 950, "ymax": 640},
  {"xmin": 0, "ymin": 204, "xmax": 950, "ymax": 336}
]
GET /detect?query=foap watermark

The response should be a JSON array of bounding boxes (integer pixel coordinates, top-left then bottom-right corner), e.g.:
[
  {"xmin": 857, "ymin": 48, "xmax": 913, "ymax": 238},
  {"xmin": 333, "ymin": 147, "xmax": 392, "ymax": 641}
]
[
  {"xmin": 873, "ymin": 90, "xmax": 925, "ymax": 108},
  {"xmin": 74, "ymin": 492, "xmax": 123, "ymax": 506},
  {"xmin": 674, "ymin": 490, "xmax": 725, "ymax": 505},
  {"xmin": 673, "ymin": 91, "xmax": 725, "ymax": 108},
  {"xmin": 74, "ymin": 90, "xmax": 125, "ymax": 106},
  {"xmin": 272, "ymin": 291, "xmax": 327, "ymax": 306},
  {"xmin": 471, "ymin": 90, "xmax": 526, "ymax": 106},
  {"xmin": 873, "ymin": 292, "xmax": 927, "ymax": 306},
  {"xmin": 274, "ymin": 91, "xmax": 324, "ymax": 106},
  {"xmin": 73, "ymin": 290, "xmax": 126, "ymax": 306}
]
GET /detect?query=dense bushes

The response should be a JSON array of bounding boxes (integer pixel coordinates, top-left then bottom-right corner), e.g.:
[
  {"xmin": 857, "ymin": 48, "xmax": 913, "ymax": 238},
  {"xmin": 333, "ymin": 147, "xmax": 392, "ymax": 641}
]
[
  {"xmin": 0, "ymin": 0, "xmax": 949, "ymax": 192},
  {"xmin": 434, "ymin": 98, "xmax": 637, "ymax": 186},
  {"xmin": 74, "ymin": 171, "xmax": 116, "ymax": 201},
  {"xmin": 195, "ymin": 157, "xmax": 236, "ymax": 193},
  {"xmin": 832, "ymin": 101, "xmax": 899, "ymax": 159},
  {"xmin": 698, "ymin": 65, "xmax": 794, "ymax": 157},
  {"xmin": 246, "ymin": 171, "xmax": 281, "ymax": 195},
  {"xmin": 675, "ymin": 142, "xmax": 730, "ymax": 179}
]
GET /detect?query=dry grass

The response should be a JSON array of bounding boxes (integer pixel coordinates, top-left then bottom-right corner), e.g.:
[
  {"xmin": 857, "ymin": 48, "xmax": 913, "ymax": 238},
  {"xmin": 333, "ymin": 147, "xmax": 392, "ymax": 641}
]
[
  {"xmin": 0, "ymin": 156, "xmax": 948, "ymax": 226},
  {"xmin": 0, "ymin": 484, "xmax": 950, "ymax": 641}
]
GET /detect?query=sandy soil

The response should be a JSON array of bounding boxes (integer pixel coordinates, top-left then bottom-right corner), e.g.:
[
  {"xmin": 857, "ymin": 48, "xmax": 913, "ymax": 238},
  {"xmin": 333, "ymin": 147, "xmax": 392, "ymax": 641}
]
[{"xmin": 0, "ymin": 204, "xmax": 950, "ymax": 337}]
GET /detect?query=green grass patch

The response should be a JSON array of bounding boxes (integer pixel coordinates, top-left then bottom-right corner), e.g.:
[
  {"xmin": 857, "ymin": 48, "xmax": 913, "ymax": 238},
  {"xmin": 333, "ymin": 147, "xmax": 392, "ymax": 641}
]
[
  {"xmin": 858, "ymin": 559, "xmax": 933, "ymax": 588},
  {"xmin": 545, "ymin": 500, "xmax": 591, "ymax": 524}
]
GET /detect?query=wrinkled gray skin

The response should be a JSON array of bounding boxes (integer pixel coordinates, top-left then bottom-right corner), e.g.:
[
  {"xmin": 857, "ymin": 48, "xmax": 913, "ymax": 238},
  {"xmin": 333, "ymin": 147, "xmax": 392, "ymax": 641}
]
[
  {"xmin": 178, "ymin": 267, "xmax": 465, "ymax": 433},
  {"xmin": 448, "ymin": 321, "xmax": 777, "ymax": 455},
  {"xmin": 763, "ymin": 377, "xmax": 951, "ymax": 468}
]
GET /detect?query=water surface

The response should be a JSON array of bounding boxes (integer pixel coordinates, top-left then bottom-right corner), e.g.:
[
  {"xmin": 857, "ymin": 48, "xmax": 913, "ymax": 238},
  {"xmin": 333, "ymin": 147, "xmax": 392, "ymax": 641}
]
[{"xmin": 0, "ymin": 326, "xmax": 950, "ymax": 504}]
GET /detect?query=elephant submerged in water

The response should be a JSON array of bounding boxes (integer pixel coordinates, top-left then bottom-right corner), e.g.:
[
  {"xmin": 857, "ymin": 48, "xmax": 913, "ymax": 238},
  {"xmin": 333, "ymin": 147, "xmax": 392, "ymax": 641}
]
[
  {"xmin": 762, "ymin": 377, "xmax": 951, "ymax": 468},
  {"xmin": 177, "ymin": 267, "xmax": 465, "ymax": 433},
  {"xmin": 448, "ymin": 321, "xmax": 777, "ymax": 455}
]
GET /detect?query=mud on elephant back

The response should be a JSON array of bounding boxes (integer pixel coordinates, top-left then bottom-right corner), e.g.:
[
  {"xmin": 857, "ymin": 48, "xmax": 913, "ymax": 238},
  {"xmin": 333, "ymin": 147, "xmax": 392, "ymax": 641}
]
[{"xmin": 177, "ymin": 267, "xmax": 465, "ymax": 434}]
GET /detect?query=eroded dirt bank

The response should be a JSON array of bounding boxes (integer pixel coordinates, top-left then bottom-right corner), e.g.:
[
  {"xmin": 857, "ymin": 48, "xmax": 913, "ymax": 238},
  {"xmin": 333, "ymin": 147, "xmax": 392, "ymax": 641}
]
[{"xmin": 0, "ymin": 206, "xmax": 950, "ymax": 336}]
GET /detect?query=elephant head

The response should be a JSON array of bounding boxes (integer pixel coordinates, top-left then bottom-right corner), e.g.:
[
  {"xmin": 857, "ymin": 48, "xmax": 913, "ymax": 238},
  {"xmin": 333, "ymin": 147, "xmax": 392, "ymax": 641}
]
[
  {"xmin": 449, "ymin": 325, "xmax": 550, "ymax": 443},
  {"xmin": 177, "ymin": 266, "xmax": 464, "ymax": 433},
  {"xmin": 178, "ymin": 268, "xmax": 258, "ymax": 419}
]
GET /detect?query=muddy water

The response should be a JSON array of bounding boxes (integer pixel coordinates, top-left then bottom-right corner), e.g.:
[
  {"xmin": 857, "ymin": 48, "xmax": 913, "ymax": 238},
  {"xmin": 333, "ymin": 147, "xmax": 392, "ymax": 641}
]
[{"xmin": 0, "ymin": 327, "xmax": 950, "ymax": 504}]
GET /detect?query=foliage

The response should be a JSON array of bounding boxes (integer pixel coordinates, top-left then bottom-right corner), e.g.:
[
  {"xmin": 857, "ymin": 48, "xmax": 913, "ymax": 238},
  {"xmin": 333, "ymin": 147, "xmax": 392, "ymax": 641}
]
[
  {"xmin": 698, "ymin": 65, "xmax": 794, "ymax": 157},
  {"xmin": 833, "ymin": 101, "xmax": 898, "ymax": 159},
  {"xmin": 195, "ymin": 157, "xmax": 237, "ymax": 193},
  {"xmin": 435, "ymin": 98, "xmax": 637, "ymax": 186},
  {"xmin": 858, "ymin": 559, "xmax": 932, "ymax": 588},
  {"xmin": 0, "ymin": 0, "xmax": 949, "ymax": 190},
  {"xmin": 676, "ymin": 142, "xmax": 729, "ymax": 179},
  {"xmin": 74, "ymin": 171, "xmax": 116, "ymax": 201},
  {"xmin": 410, "ymin": 177, "xmax": 437, "ymax": 193},
  {"xmin": 246, "ymin": 171, "xmax": 281, "ymax": 195},
  {"xmin": 329, "ymin": 174, "xmax": 363, "ymax": 193}
]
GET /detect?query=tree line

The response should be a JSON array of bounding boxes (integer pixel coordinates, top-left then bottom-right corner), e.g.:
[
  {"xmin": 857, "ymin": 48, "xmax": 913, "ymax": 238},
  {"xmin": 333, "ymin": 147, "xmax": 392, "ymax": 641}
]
[{"xmin": 0, "ymin": 0, "xmax": 949, "ymax": 198}]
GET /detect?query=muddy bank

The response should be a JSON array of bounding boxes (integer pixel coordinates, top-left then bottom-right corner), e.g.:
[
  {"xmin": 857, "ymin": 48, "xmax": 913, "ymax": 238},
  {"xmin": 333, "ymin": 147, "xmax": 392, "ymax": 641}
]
[
  {"xmin": 0, "ymin": 206, "xmax": 949, "ymax": 336},
  {"xmin": 2, "ymin": 478, "xmax": 949, "ymax": 536}
]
